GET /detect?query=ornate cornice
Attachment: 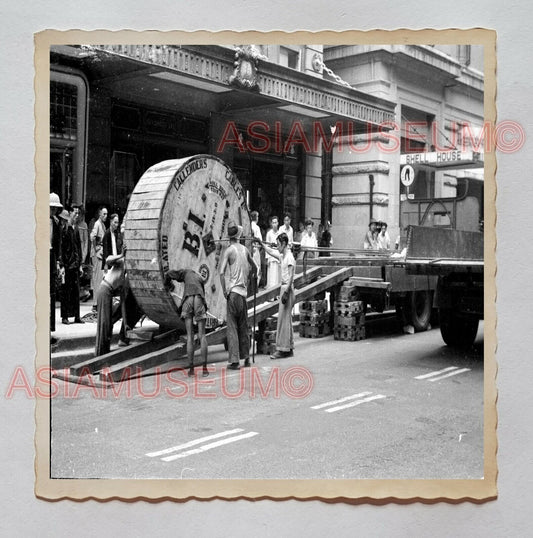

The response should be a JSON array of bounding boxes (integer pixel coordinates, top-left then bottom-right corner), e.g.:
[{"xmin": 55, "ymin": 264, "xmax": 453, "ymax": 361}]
[{"xmin": 87, "ymin": 45, "xmax": 396, "ymax": 125}]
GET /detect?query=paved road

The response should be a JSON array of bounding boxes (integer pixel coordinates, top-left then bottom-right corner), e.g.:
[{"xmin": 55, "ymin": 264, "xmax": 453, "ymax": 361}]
[{"xmin": 50, "ymin": 320, "xmax": 484, "ymax": 480}]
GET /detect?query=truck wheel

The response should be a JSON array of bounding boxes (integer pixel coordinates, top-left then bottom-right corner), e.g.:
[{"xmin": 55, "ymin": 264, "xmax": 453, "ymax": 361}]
[
  {"xmin": 439, "ymin": 309, "xmax": 479, "ymax": 349},
  {"xmin": 404, "ymin": 291, "xmax": 432, "ymax": 332}
]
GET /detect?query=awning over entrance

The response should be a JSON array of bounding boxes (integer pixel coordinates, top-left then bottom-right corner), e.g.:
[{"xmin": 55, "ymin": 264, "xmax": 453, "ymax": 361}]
[{"xmin": 51, "ymin": 44, "xmax": 396, "ymax": 129}]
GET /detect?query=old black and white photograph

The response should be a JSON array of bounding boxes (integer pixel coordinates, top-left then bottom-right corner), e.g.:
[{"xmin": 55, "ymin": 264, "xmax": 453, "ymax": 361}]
[{"xmin": 36, "ymin": 33, "xmax": 494, "ymax": 499}]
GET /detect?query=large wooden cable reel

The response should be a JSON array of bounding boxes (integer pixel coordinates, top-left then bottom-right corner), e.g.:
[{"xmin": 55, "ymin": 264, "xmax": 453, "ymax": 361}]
[{"xmin": 124, "ymin": 155, "xmax": 252, "ymax": 328}]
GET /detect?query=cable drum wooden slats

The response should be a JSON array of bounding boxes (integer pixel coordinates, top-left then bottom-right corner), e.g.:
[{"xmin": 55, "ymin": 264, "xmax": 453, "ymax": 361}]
[{"xmin": 124, "ymin": 155, "xmax": 251, "ymax": 328}]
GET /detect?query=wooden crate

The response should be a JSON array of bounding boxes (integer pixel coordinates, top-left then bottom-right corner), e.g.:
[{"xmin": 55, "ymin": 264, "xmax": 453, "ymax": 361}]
[
  {"xmin": 259, "ymin": 342, "xmax": 277, "ymax": 355},
  {"xmin": 299, "ymin": 323, "xmax": 332, "ymax": 338},
  {"xmin": 263, "ymin": 330, "xmax": 277, "ymax": 343},
  {"xmin": 264, "ymin": 316, "xmax": 278, "ymax": 331},
  {"xmin": 334, "ymin": 326, "xmax": 366, "ymax": 341},
  {"xmin": 299, "ymin": 299, "xmax": 328, "ymax": 314},
  {"xmin": 334, "ymin": 301, "xmax": 365, "ymax": 316},
  {"xmin": 299, "ymin": 311, "xmax": 330, "ymax": 324},
  {"xmin": 334, "ymin": 312, "xmax": 366, "ymax": 328},
  {"xmin": 337, "ymin": 282, "xmax": 359, "ymax": 302}
]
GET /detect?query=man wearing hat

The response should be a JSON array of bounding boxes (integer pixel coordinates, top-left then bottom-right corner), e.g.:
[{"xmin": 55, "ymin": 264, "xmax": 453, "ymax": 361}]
[
  {"xmin": 219, "ymin": 221, "xmax": 257, "ymax": 369},
  {"xmin": 363, "ymin": 217, "xmax": 379, "ymax": 250},
  {"xmin": 50, "ymin": 193, "xmax": 63, "ymax": 337}
]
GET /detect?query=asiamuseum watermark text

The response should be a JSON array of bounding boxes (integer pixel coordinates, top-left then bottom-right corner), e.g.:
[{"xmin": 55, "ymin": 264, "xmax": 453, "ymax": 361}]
[
  {"xmin": 5, "ymin": 365, "xmax": 314, "ymax": 400},
  {"xmin": 216, "ymin": 119, "xmax": 525, "ymax": 154}
]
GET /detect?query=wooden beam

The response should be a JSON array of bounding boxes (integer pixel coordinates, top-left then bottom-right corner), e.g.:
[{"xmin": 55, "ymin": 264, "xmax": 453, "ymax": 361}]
[
  {"xmin": 97, "ymin": 268, "xmax": 354, "ymax": 382},
  {"xmin": 70, "ymin": 268, "xmax": 322, "ymax": 377},
  {"xmin": 69, "ymin": 329, "xmax": 178, "ymax": 376}
]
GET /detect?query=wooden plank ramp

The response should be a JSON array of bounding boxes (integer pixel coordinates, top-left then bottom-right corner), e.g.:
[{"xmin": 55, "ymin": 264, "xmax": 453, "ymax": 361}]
[
  {"xmin": 62, "ymin": 267, "xmax": 323, "ymax": 383},
  {"xmin": 98, "ymin": 267, "xmax": 353, "ymax": 382}
]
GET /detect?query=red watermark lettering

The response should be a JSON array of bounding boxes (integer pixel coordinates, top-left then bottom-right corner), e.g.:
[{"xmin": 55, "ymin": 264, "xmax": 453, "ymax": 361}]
[
  {"xmin": 494, "ymin": 120, "xmax": 526, "ymax": 153},
  {"xmin": 164, "ymin": 367, "xmax": 189, "ymax": 399},
  {"xmin": 214, "ymin": 119, "xmax": 524, "ymax": 155},
  {"xmin": 281, "ymin": 367, "xmax": 314, "ymax": 399},
  {"xmin": 4, "ymin": 365, "xmax": 315, "ymax": 403},
  {"xmin": 5, "ymin": 366, "xmax": 33, "ymax": 399}
]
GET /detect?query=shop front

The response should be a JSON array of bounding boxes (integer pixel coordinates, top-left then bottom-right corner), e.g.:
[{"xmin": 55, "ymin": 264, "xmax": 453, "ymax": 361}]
[{"xmin": 50, "ymin": 44, "xmax": 396, "ymax": 233}]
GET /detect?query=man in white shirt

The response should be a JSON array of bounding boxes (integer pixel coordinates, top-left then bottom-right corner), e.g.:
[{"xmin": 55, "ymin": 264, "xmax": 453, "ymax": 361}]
[
  {"xmin": 260, "ymin": 232, "xmax": 295, "ymax": 359},
  {"xmin": 300, "ymin": 219, "xmax": 318, "ymax": 258},
  {"xmin": 90, "ymin": 206, "xmax": 108, "ymax": 310},
  {"xmin": 377, "ymin": 221, "xmax": 391, "ymax": 250},
  {"xmin": 265, "ymin": 215, "xmax": 281, "ymax": 288},
  {"xmin": 250, "ymin": 210, "xmax": 262, "ymax": 241},
  {"xmin": 250, "ymin": 210, "xmax": 264, "ymax": 286},
  {"xmin": 280, "ymin": 213, "xmax": 294, "ymax": 245}
]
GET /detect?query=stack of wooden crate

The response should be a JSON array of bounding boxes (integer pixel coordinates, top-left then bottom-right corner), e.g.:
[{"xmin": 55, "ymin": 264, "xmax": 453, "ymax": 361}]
[
  {"xmin": 299, "ymin": 299, "xmax": 331, "ymax": 338},
  {"xmin": 333, "ymin": 300, "xmax": 366, "ymax": 341},
  {"xmin": 260, "ymin": 316, "xmax": 278, "ymax": 355},
  {"xmin": 334, "ymin": 280, "xmax": 366, "ymax": 341}
]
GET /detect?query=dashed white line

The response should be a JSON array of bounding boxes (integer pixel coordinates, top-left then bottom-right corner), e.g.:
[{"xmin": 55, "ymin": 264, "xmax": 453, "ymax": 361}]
[
  {"xmin": 324, "ymin": 394, "xmax": 386, "ymax": 413},
  {"xmin": 428, "ymin": 368, "xmax": 471, "ymax": 382},
  {"xmin": 415, "ymin": 366, "xmax": 459, "ymax": 380},
  {"xmin": 311, "ymin": 392, "xmax": 372, "ymax": 410},
  {"xmin": 146, "ymin": 428, "xmax": 244, "ymax": 458},
  {"xmin": 161, "ymin": 431, "xmax": 259, "ymax": 461}
]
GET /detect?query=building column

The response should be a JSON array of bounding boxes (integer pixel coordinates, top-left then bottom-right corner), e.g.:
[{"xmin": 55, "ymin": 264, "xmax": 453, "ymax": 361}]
[
  {"xmin": 304, "ymin": 148, "xmax": 323, "ymax": 224},
  {"xmin": 330, "ymin": 131, "xmax": 400, "ymax": 249}
]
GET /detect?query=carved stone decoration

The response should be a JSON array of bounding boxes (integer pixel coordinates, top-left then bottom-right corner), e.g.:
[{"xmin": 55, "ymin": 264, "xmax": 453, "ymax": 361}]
[
  {"xmin": 311, "ymin": 53, "xmax": 323, "ymax": 72},
  {"xmin": 229, "ymin": 45, "xmax": 261, "ymax": 91}
]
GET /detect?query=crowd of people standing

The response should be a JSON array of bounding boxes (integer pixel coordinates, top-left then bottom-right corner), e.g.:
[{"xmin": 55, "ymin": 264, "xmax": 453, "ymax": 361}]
[
  {"xmin": 49, "ymin": 192, "xmax": 131, "ymax": 353},
  {"xmin": 50, "ymin": 192, "xmax": 335, "ymax": 367}
]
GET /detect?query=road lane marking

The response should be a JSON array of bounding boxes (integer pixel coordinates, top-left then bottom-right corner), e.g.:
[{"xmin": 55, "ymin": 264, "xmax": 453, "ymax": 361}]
[
  {"xmin": 161, "ymin": 432, "xmax": 259, "ymax": 461},
  {"xmin": 325, "ymin": 394, "xmax": 386, "ymax": 413},
  {"xmin": 415, "ymin": 366, "xmax": 459, "ymax": 380},
  {"xmin": 428, "ymin": 368, "xmax": 471, "ymax": 382},
  {"xmin": 146, "ymin": 428, "xmax": 244, "ymax": 458},
  {"xmin": 311, "ymin": 392, "xmax": 372, "ymax": 410}
]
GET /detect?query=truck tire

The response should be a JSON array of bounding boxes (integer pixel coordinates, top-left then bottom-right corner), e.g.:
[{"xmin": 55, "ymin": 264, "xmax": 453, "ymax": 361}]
[
  {"xmin": 439, "ymin": 309, "xmax": 479, "ymax": 349},
  {"xmin": 403, "ymin": 290, "xmax": 432, "ymax": 332}
]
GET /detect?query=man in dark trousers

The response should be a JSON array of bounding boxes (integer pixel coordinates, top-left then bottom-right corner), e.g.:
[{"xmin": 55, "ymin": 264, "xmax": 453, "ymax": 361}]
[
  {"xmin": 165, "ymin": 269, "xmax": 209, "ymax": 377},
  {"xmin": 59, "ymin": 207, "xmax": 84, "ymax": 324},
  {"xmin": 49, "ymin": 193, "xmax": 63, "ymax": 343},
  {"xmin": 95, "ymin": 251, "xmax": 125, "ymax": 357},
  {"xmin": 219, "ymin": 221, "xmax": 257, "ymax": 370}
]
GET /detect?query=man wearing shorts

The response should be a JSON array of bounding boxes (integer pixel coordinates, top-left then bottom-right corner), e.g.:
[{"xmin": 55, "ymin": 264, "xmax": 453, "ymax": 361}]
[{"xmin": 165, "ymin": 269, "xmax": 209, "ymax": 377}]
